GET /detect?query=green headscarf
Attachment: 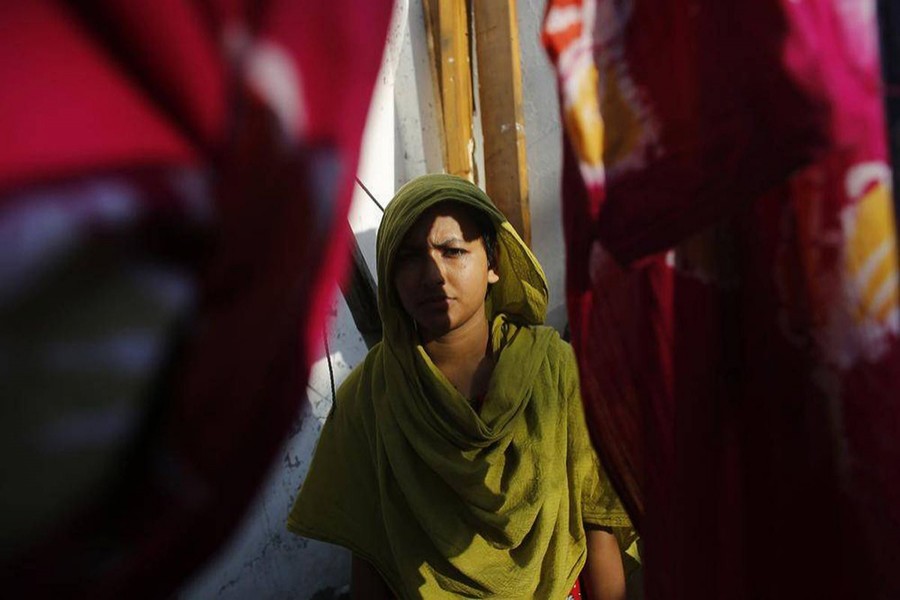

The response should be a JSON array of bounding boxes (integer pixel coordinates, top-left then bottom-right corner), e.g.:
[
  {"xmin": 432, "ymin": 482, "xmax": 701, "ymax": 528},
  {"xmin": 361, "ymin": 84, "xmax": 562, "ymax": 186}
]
[
  {"xmin": 288, "ymin": 174, "xmax": 630, "ymax": 598},
  {"xmin": 376, "ymin": 174, "xmax": 548, "ymax": 341}
]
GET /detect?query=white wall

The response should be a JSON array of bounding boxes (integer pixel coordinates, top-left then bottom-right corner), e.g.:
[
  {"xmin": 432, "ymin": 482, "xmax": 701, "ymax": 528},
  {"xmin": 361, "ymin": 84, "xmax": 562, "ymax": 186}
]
[
  {"xmin": 517, "ymin": 0, "xmax": 567, "ymax": 331},
  {"xmin": 180, "ymin": 1, "xmax": 565, "ymax": 598}
]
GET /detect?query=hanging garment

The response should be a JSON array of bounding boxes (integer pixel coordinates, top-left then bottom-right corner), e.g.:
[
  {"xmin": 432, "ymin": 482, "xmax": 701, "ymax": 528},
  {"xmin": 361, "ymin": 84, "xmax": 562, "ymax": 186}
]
[
  {"xmin": 0, "ymin": 1, "xmax": 393, "ymax": 597},
  {"xmin": 288, "ymin": 174, "xmax": 634, "ymax": 599},
  {"xmin": 544, "ymin": 0, "xmax": 900, "ymax": 598}
]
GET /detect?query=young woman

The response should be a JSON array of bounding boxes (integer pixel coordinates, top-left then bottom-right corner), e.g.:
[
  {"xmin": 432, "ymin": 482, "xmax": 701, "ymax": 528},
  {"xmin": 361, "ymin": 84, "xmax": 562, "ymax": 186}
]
[{"xmin": 288, "ymin": 174, "xmax": 635, "ymax": 599}]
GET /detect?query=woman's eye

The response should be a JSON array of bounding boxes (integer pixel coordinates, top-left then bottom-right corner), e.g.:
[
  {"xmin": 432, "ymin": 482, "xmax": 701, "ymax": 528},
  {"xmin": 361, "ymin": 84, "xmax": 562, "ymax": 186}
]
[{"xmin": 443, "ymin": 248, "xmax": 465, "ymax": 257}]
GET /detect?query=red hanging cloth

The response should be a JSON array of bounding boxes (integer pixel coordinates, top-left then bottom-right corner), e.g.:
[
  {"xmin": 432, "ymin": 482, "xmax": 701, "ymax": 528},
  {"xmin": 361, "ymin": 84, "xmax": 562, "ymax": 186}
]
[
  {"xmin": 544, "ymin": 1, "xmax": 900, "ymax": 597},
  {"xmin": 0, "ymin": 1, "xmax": 393, "ymax": 597}
]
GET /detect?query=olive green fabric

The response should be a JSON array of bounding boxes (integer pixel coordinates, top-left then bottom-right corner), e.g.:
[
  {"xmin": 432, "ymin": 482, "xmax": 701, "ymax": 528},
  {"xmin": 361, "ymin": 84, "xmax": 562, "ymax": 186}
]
[{"xmin": 288, "ymin": 174, "xmax": 631, "ymax": 598}]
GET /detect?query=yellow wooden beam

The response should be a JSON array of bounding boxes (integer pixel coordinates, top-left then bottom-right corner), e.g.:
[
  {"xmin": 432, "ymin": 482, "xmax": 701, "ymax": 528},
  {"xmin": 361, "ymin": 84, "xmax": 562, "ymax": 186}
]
[
  {"xmin": 473, "ymin": 0, "xmax": 531, "ymax": 245},
  {"xmin": 423, "ymin": 0, "xmax": 475, "ymax": 181}
]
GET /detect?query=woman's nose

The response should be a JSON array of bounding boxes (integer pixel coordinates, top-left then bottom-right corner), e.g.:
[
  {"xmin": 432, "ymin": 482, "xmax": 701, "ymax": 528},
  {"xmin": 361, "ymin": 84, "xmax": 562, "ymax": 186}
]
[{"xmin": 422, "ymin": 252, "xmax": 445, "ymax": 284}]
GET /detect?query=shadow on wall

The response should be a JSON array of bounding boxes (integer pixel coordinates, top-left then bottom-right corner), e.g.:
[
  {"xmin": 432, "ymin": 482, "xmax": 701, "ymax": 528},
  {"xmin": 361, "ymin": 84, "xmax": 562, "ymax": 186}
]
[
  {"xmin": 309, "ymin": 586, "xmax": 350, "ymax": 600},
  {"xmin": 178, "ymin": 228, "xmax": 379, "ymax": 600}
]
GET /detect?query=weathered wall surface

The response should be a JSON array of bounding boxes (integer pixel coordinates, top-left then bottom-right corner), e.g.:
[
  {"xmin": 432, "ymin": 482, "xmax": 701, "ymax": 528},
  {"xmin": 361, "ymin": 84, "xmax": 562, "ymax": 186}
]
[
  {"xmin": 517, "ymin": 0, "xmax": 566, "ymax": 331},
  {"xmin": 180, "ymin": 1, "xmax": 565, "ymax": 598}
]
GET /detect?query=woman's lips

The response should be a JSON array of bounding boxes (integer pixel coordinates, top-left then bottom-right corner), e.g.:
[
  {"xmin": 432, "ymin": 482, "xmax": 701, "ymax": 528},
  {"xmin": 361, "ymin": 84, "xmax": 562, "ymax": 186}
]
[{"xmin": 418, "ymin": 295, "xmax": 451, "ymax": 308}]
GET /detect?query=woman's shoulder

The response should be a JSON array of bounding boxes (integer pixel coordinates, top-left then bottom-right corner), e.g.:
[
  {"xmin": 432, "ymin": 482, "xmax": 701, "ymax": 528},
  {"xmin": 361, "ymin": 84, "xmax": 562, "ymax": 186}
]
[
  {"xmin": 500, "ymin": 319, "xmax": 577, "ymax": 378},
  {"xmin": 524, "ymin": 323, "xmax": 576, "ymax": 363}
]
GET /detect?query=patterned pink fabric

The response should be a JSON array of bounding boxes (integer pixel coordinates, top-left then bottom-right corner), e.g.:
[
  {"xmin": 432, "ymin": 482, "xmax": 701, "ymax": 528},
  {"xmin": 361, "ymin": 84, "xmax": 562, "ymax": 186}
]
[
  {"xmin": 545, "ymin": 0, "xmax": 900, "ymax": 597},
  {"xmin": 0, "ymin": 1, "xmax": 392, "ymax": 597}
]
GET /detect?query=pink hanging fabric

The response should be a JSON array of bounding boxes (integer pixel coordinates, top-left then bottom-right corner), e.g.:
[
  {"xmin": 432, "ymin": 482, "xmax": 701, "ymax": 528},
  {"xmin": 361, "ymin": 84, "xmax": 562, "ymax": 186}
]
[
  {"xmin": 0, "ymin": 1, "xmax": 392, "ymax": 597},
  {"xmin": 544, "ymin": 0, "xmax": 900, "ymax": 597}
]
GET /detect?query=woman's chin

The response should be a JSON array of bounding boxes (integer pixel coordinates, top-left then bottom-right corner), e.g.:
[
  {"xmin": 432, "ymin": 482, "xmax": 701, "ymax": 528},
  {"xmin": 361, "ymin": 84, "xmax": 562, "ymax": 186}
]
[
  {"xmin": 412, "ymin": 309, "xmax": 451, "ymax": 334},
  {"xmin": 417, "ymin": 323, "xmax": 450, "ymax": 341}
]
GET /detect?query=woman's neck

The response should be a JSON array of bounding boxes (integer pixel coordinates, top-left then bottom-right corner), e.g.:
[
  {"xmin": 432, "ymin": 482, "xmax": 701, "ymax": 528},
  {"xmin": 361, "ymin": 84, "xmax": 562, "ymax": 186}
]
[{"xmin": 422, "ymin": 315, "xmax": 494, "ymax": 402}]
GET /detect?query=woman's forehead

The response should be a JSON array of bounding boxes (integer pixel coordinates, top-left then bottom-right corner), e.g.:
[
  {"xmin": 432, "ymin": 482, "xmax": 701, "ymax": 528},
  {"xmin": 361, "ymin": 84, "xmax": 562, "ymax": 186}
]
[{"xmin": 401, "ymin": 202, "xmax": 484, "ymax": 245}]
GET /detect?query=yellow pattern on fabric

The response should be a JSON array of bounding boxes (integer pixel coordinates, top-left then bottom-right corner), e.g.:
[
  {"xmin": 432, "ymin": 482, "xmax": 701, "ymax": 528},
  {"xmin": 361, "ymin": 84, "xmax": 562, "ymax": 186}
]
[
  {"xmin": 563, "ymin": 64, "xmax": 604, "ymax": 168},
  {"xmin": 288, "ymin": 174, "xmax": 633, "ymax": 598},
  {"xmin": 844, "ymin": 181, "xmax": 898, "ymax": 326}
]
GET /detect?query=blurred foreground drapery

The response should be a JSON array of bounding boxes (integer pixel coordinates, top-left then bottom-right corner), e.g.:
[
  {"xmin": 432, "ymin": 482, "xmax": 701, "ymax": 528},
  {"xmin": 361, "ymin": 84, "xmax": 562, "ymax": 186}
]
[
  {"xmin": 544, "ymin": 1, "xmax": 900, "ymax": 598},
  {"xmin": 0, "ymin": 1, "xmax": 392, "ymax": 597}
]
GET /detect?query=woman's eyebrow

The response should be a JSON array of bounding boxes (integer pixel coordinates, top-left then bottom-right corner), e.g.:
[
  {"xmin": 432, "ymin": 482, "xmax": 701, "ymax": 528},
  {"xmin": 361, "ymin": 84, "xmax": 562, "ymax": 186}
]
[{"xmin": 429, "ymin": 236, "xmax": 465, "ymax": 247}]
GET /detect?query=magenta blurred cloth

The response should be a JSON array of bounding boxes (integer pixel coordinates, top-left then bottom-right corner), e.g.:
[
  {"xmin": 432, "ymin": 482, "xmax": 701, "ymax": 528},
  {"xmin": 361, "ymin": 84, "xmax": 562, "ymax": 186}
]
[
  {"xmin": 544, "ymin": 0, "xmax": 900, "ymax": 597},
  {"xmin": 0, "ymin": 1, "xmax": 392, "ymax": 597}
]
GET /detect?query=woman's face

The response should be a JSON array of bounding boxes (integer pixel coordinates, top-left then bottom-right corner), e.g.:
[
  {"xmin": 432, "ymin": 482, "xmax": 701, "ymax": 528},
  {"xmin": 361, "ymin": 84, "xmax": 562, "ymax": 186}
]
[{"xmin": 393, "ymin": 203, "xmax": 499, "ymax": 340}]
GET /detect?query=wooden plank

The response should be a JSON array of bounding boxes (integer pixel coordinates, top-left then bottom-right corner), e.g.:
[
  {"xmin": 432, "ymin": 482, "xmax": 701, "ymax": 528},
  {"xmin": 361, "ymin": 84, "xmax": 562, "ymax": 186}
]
[
  {"xmin": 423, "ymin": 0, "xmax": 475, "ymax": 180},
  {"xmin": 340, "ymin": 224, "xmax": 382, "ymax": 349},
  {"xmin": 473, "ymin": 0, "xmax": 531, "ymax": 245}
]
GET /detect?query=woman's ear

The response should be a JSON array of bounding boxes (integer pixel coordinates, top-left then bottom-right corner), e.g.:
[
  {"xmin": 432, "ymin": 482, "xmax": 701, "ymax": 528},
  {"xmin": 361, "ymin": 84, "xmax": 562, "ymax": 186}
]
[{"xmin": 486, "ymin": 244, "xmax": 500, "ymax": 283}]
